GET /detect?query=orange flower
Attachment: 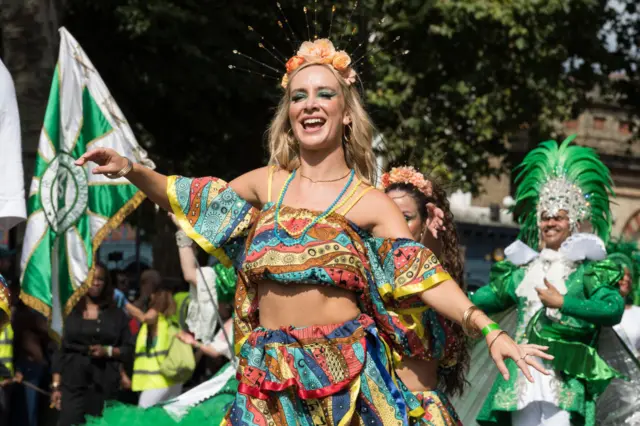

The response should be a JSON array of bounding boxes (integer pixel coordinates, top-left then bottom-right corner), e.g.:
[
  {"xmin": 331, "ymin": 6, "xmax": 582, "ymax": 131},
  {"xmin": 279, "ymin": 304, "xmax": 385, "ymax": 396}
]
[
  {"xmin": 332, "ymin": 51, "xmax": 351, "ymax": 71},
  {"xmin": 381, "ymin": 173, "xmax": 390, "ymax": 189},
  {"xmin": 381, "ymin": 166, "xmax": 432, "ymax": 197},
  {"xmin": 281, "ymin": 74, "xmax": 289, "ymax": 89},
  {"xmin": 297, "ymin": 38, "xmax": 336, "ymax": 64},
  {"xmin": 297, "ymin": 41, "xmax": 318, "ymax": 58},
  {"xmin": 343, "ymin": 68, "xmax": 357, "ymax": 86},
  {"xmin": 285, "ymin": 55, "xmax": 305, "ymax": 73},
  {"xmin": 314, "ymin": 39, "xmax": 336, "ymax": 64}
]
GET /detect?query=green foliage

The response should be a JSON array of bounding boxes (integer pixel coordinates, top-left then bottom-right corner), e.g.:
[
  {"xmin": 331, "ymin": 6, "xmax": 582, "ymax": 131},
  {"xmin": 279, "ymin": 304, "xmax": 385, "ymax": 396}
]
[
  {"xmin": 64, "ymin": 0, "xmax": 278, "ymax": 180},
  {"xmin": 364, "ymin": 0, "xmax": 629, "ymax": 193},
  {"xmin": 63, "ymin": 0, "xmax": 635, "ymax": 195}
]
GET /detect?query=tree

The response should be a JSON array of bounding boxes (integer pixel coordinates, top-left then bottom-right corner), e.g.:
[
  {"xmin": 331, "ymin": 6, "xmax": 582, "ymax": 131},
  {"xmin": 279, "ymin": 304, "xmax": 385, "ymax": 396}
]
[
  {"xmin": 605, "ymin": 0, "xmax": 639, "ymax": 143},
  {"xmin": 364, "ymin": 0, "xmax": 635, "ymax": 193},
  {"xmin": 62, "ymin": 0, "xmax": 637, "ymax": 196}
]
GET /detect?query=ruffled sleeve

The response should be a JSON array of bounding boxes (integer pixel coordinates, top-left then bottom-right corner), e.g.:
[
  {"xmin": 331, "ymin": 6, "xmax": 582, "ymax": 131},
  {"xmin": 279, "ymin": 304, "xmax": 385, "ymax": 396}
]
[
  {"xmin": 471, "ymin": 261, "xmax": 520, "ymax": 314},
  {"xmin": 362, "ymin": 237, "xmax": 456, "ymax": 362},
  {"xmin": 582, "ymin": 258, "xmax": 624, "ymax": 297},
  {"xmin": 560, "ymin": 259, "xmax": 625, "ymax": 326},
  {"xmin": 167, "ymin": 175, "xmax": 258, "ymax": 268},
  {"xmin": 371, "ymin": 238, "xmax": 452, "ymax": 306}
]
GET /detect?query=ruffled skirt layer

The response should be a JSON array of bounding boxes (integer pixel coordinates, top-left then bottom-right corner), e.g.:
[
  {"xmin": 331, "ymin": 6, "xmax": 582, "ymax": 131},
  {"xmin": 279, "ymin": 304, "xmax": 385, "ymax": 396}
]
[{"xmin": 223, "ymin": 314, "xmax": 422, "ymax": 425}]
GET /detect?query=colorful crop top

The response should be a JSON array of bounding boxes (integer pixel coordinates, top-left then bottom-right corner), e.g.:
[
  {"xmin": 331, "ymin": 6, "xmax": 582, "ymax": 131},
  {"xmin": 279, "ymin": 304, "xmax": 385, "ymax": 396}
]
[{"xmin": 167, "ymin": 172, "xmax": 456, "ymax": 362}]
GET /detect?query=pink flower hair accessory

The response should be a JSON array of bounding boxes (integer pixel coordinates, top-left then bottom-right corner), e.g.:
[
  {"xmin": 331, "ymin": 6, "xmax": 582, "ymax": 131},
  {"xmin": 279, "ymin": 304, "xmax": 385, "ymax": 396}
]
[{"xmin": 381, "ymin": 166, "xmax": 433, "ymax": 197}]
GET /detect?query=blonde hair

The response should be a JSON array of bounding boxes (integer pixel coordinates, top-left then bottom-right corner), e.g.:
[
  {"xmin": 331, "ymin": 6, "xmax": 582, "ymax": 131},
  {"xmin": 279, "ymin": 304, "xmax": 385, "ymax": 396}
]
[{"xmin": 267, "ymin": 63, "xmax": 377, "ymax": 184}]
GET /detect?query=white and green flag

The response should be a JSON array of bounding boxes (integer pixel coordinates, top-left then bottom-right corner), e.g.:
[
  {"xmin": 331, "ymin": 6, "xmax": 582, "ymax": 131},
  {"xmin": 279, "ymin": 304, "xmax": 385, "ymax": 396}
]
[{"xmin": 20, "ymin": 28, "xmax": 155, "ymax": 333}]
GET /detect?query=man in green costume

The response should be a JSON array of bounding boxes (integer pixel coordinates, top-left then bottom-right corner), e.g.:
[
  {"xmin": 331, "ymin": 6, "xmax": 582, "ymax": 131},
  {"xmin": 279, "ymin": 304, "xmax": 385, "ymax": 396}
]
[{"xmin": 471, "ymin": 135, "xmax": 625, "ymax": 426}]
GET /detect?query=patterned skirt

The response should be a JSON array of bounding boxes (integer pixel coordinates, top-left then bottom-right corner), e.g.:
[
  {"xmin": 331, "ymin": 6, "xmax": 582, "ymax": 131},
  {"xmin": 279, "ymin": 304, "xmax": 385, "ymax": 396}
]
[
  {"xmin": 222, "ymin": 314, "xmax": 423, "ymax": 425},
  {"xmin": 411, "ymin": 390, "xmax": 462, "ymax": 426}
]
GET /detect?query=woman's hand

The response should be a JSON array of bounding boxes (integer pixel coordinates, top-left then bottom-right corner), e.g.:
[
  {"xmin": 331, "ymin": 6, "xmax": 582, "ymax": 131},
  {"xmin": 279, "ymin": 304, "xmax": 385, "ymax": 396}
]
[
  {"xmin": 177, "ymin": 330, "xmax": 197, "ymax": 346},
  {"xmin": 120, "ymin": 373, "xmax": 132, "ymax": 390},
  {"xmin": 424, "ymin": 203, "xmax": 445, "ymax": 239},
  {"xmin": 487, "ymin": 331, "xmax": 552, "ymax": 382},
  {"xmin": 75, "ymin": 148, "xmax": 128, "ymax": 176},
  {"xmin": 88, "ymin": 344, "xmax": 107, "ymax": 358},
  {"xmin": 113, "ymin": 288, "xmax": 128, "ymax": 309},
  {"xmin": 51, "ymin": 389, "xmax": 62, "ymax": 411},
  {"xmin": 536, "ymin": 279, "xmax": 565, "ymax": 309}
]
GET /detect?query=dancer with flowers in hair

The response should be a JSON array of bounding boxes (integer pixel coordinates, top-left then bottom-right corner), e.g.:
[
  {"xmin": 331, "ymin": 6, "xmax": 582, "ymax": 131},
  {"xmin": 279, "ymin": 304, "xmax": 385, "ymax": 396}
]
[
  {"xmin": 471, "ymin": 135, "xmax": 625, "ymax": 426},
  {"xmin": 77, "ymin": 34, "xmax": 550, "ymax": 425},
  {"xmin": 381, "ymin": 166, "xmax": 468, "ymax": 425}
]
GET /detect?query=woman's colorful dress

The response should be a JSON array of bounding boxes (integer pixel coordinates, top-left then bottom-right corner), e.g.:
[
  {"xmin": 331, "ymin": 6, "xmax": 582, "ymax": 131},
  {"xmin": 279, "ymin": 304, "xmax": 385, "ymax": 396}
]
[
  {"xmin": 169, "ymin": 170, "xmax": 453, "ymax": 425},
  {"xmin": 84, "ymin": 168, "xmax": 459, "ymax": 426}
]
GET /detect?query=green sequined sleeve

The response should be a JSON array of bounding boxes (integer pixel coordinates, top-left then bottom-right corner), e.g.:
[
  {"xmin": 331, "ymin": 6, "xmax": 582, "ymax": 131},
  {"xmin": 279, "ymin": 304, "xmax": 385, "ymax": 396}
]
[
  {"xmin": 560, "ymin": 259, "xmax": 625, "ymax": 326},
  {"xmin": 471, "ymin": 261, "xmax": 520, "ymax": 314}
]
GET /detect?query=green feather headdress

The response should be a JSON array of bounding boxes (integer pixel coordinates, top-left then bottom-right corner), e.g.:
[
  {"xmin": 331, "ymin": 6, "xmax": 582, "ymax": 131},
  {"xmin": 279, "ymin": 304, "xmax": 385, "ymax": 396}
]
[
  {"xmin": 513, "ymin": 134, "xmax": 614, "ymax": 248},
  {"xmin": 606, "ymin": 237, "xmax": 639, "ymax": 304}
]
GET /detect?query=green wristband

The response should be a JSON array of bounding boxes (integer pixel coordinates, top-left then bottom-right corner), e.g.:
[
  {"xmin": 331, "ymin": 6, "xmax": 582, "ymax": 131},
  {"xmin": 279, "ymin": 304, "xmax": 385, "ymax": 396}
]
[{"xmin": 481, "ymin": 323, "xmax": 501, "ymax": 337}]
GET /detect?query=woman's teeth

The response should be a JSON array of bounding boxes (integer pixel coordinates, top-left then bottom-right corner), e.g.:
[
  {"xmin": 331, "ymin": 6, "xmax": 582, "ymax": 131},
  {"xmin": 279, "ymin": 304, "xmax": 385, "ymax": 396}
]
[{"xmin": 302, "ymin": 118, "xmax": 325, "ymax": 129}]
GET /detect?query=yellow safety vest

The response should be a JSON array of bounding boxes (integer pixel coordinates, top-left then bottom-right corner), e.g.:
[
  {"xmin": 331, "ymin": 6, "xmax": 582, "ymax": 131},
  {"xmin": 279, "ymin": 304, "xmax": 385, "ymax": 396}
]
[
  {"xmin": 0, "ymin": 324, "xmax": 14, "ymax": 376},
  {"xmin": 132, "ymin": 314, "xmax": 177, "ymax": 391},
  {"xmin": 170, "ymin": 292, "xmax": 191, "ymax": 330}
]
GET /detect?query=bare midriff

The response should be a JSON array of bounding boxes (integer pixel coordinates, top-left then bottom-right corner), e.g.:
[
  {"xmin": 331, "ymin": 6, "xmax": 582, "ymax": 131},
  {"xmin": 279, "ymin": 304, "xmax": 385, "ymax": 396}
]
[
  {"xmin": 257, "ymin": 280, "xmax": 361, "ymax": 328},
  {"xmin": 395, "ymin": 357, "xmax": 439, "ymax": 392}
]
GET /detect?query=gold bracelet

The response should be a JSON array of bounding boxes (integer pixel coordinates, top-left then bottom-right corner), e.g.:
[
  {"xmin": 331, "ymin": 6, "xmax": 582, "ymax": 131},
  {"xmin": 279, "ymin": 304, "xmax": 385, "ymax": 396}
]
[
  {"xmin": 488, "ymin": 330, "xmax": 508, "ymax": 352},
  {"xmin": 106, "ymin": 158, "xmax": 133, "ymax": 180},
  {"xmin": 461, "ymin": 306, "xmax": 482, "ymax": 338}
]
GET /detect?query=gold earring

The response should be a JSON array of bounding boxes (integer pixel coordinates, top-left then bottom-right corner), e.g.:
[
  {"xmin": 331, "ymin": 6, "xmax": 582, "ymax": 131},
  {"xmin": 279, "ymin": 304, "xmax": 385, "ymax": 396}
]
[{"xmin": 343, "ymin": 124, "xmax": 353, "ymax": 144}]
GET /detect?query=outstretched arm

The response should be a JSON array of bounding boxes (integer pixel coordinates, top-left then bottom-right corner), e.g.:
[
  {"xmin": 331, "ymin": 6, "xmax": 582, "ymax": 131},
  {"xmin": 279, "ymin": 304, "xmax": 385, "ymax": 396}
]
[
  {"xmin": 75, "ymin": 148, "xmax": 268, "ymax": 211},
  {"xmin": 366, "ymin": 190, "xmax": 551, "ymax": 382},
  {"xmin": 75, "ymin": 148, "xmax": 170, "ymax": 210},
  {"xmin": 123, "ymin": 303, "xmax": 159, "ymax": 325}
]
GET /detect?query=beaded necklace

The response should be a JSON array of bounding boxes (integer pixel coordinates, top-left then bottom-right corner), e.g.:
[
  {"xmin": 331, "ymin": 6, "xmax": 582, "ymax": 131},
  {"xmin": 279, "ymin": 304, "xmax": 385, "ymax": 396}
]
[{"xmin": 274, "ymin": 169, "xmax": 355, "ymax": 242}]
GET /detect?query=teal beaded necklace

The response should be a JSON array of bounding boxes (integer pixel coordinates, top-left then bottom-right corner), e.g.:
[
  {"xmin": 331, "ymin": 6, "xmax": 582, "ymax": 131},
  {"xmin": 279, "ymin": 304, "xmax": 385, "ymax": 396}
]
[{"xmin": 273, "ymin": 169, "xmax": 355, "ymax": 243}]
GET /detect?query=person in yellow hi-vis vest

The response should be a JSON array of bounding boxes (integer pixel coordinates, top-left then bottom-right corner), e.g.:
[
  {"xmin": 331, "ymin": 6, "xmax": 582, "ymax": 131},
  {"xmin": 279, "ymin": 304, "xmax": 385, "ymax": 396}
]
[
  {"xmin": 170, "ymin": 291, "xmax": 191, "ymax": 331},
  {"xmin": 0, "ymin": 323, "xmax": 16, "ymax": 422},
  {"xmin": 131, "ymin": 285, "xmax": 183, "ymax": 408},
  {"xmin": 0, "ymin": 325, "xmax": 13, "ymax": 376}
]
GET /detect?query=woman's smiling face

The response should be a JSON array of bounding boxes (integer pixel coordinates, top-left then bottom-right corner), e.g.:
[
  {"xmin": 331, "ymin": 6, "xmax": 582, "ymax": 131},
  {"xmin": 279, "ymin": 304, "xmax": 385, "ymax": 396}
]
[{"xmin": 288, "ymin": 64, "xmax": 350, "ymax": 151}]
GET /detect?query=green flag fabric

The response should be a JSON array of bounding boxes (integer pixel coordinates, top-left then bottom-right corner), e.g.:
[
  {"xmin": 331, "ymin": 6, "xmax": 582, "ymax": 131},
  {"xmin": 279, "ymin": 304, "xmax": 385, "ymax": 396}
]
[{"xmin": 19, "ymin": 28, "xmax": 155, "ymax": 333}]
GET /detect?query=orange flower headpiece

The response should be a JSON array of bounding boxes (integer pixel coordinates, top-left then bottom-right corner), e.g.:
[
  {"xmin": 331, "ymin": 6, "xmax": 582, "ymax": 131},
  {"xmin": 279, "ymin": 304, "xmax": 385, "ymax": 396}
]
[
  {"xmin": 282, "ymin": 38, "xmax": 356, "ymax": 89},
  {"xmin": 381, "ymin": 166, "xmax": 433, "ymax": 198}
]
